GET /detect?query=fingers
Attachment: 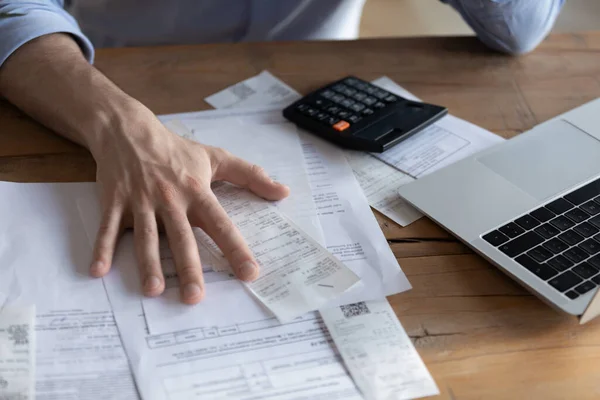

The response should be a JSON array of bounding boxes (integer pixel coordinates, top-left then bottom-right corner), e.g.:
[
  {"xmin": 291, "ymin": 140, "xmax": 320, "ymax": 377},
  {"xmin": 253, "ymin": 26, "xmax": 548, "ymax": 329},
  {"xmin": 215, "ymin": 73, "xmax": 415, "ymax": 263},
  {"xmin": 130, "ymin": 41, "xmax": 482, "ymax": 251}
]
[
  {"xmin": 90, "ymin": 205, "xmax": 123, "ymax": 277},
  {"xmin": 189, "ymin": 194, "xmax": 259, "ymax": 282},
  {"xmin": 214, "ymin": 152, "xmax": 290, "ymax": 201},
  {"xmin": 133, "ymin": 212, "xmax": 164, "ymax": 297},
  {"xmin": 161, "ymin": 210, "xmax": 205, "ymax": 304}
]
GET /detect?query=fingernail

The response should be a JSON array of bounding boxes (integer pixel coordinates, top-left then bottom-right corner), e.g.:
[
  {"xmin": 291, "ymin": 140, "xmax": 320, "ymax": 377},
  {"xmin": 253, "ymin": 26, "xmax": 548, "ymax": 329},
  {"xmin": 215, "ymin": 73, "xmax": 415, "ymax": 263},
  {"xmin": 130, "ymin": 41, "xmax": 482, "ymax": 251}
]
[
  {"xmin": 90, "ymin": 261, "xmax": 104, "ymax": 275},
  {"xmin": 183, "ymin": 283, "xmax": 202, "ymax": 300},
  {"xmin": 144, "ymin": 276, "xmax": 161, "ymax": 292},
  {"xmin": 240, "ymin": 261, "xmax": 258, "ymax": 279}
]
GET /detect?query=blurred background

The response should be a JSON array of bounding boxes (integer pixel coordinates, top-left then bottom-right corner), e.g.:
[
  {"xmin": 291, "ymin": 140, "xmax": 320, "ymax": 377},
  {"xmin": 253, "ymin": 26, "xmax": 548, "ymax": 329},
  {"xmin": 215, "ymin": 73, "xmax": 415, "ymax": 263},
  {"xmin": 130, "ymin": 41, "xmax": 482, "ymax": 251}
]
[{"xmin": 360, "ymin": 0, "xmax": 600, "ymax": 38}]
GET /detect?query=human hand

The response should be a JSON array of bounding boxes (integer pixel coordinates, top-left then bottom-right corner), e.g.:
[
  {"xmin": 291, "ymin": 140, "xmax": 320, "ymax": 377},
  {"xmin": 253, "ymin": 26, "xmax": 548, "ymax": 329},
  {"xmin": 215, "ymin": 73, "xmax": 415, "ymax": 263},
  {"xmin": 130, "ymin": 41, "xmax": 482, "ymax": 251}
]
[{"xmin": 88, "ymin": 105, "xmax": 290, "ymax": 304}]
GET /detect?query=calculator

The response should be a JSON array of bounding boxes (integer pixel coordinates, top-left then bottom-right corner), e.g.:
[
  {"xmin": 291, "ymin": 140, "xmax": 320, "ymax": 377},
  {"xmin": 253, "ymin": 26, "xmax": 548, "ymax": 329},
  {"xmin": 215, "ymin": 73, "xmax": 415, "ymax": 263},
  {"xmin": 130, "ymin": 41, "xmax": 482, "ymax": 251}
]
[{"xmin": 282, "ymin": 76, "xmax": 447, "ymax": 152}]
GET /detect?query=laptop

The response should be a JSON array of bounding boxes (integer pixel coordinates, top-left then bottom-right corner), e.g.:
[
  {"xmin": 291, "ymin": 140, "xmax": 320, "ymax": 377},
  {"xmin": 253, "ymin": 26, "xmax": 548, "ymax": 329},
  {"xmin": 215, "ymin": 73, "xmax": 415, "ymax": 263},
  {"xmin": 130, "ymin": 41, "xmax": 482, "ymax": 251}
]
[{"xmin": 398, "ymin": 98, "xmax": 600, "ymax": 318}]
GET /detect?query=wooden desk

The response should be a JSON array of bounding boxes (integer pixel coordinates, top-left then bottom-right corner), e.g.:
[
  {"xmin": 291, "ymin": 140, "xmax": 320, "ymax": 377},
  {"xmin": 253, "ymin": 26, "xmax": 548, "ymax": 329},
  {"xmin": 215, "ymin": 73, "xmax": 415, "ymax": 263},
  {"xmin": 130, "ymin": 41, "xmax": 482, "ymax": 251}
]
[{"xmin": 1, "ymin": 33, "xmax": 600, "ymax": 399}]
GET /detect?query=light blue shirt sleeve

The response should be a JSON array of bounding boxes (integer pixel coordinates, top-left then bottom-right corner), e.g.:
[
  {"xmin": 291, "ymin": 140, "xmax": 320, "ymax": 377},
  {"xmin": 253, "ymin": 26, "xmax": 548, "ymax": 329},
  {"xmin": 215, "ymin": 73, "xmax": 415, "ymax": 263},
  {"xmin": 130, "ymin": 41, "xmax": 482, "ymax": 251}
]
[
  {"xmin": 0, "ymin": 0, "xmax": 94, "ymax": 67},
  {"xmin": 444, "ymin": 0, "xmax": 566, "ymax": 54}
]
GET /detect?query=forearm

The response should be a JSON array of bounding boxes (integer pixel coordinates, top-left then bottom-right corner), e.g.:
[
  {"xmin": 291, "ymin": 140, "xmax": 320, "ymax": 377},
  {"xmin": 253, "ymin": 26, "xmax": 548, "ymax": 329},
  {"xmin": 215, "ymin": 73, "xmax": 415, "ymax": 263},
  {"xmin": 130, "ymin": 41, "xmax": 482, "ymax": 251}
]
[{"xmin": 0, "ymin": 33, "xmax": 145, "ymax": 155}]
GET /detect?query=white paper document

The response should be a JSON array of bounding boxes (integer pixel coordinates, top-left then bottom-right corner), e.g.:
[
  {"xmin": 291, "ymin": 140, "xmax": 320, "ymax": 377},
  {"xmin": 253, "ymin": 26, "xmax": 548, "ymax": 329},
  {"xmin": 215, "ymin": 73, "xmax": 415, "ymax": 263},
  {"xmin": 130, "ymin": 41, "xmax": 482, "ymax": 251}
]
[
  {"xmin": 344, "ymin": 151, "xmax": 423, "ymax": 226},
  {"xmin": 0, "ymin": 182, "xmax": 139, "ymax": 399},
  {"xmin": 321, "ymin": 300, "xmax": 439, "ymax": 400},
  {"xmin": 209, "ymin": 181, "xmax": 360, "ymax": 323},
  {"xmin": 113, "ymin": 306, "xmax": 366, "ymax": 400},
  {"xmin": 201, "ymin": 71, "xmax": 425, "ymax": 227},
  {"xmin": 0, "ymin": 305, "xmax": 35, "ymax": 400},
  {"xmin": 205, "ymin": 71, "xmax": 301, "ymax": 109},
  {"xmin": 370, "ymin": 76, "xmax": 504, "ymax": 178}
]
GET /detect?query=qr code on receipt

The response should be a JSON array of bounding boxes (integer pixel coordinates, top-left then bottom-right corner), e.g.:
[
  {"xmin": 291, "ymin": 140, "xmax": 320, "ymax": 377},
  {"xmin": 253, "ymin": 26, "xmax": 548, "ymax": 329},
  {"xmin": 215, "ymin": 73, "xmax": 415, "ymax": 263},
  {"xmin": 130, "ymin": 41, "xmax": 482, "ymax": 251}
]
[
  {"xmin": 340, "ymin": 302, "xmax": 370, "ymax": 318},
  {"xmin": 7, "ymin": 324, "xmax": 29, "ymax": 346}
]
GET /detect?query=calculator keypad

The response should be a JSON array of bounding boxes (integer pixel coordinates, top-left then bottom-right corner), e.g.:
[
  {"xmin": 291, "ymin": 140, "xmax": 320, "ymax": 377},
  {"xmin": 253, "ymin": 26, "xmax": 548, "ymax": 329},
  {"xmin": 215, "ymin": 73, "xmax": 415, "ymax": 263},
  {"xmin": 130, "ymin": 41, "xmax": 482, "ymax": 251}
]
[{"xmin": 294, "ymin": 77, "xmax": 400, "ymax": 131}]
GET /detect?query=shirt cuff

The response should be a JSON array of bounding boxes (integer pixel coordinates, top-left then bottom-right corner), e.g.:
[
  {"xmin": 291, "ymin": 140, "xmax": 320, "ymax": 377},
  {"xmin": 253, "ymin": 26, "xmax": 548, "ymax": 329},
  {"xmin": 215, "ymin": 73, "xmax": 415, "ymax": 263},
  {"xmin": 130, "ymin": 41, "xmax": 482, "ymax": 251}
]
[{"xmin": 0, "ymin": 8, "xmax": 94, "ymax": 67}]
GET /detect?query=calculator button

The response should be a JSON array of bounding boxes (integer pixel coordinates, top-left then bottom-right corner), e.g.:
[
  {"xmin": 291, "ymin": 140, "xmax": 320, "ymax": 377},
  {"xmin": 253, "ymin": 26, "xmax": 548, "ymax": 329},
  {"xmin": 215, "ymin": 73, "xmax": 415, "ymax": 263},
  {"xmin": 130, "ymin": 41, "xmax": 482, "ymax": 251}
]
[
  {"xmin": 341, "ymin": 88, "xmax": 356, "ymax": 96},
  {"xmin": 332, "ymin": 94, "xmax": 345, "ymax": 103},
  {"xmin": 352, "ymin": 92, "xmax": 367, "ymax": 101},
  {"xmin": 354, "ymin": 82, "xmax": 368, "ymax": 90},
  {"xmin": 325, "ymin": 116, "xmax": 340, "ymax": 125},
  {"xmin": 373, "ymin": 101, "xmax": 386, "ymax": 109},
  {"xmin": 362, "ymin": 108, "xmax": 374, "ymax": 116},
  {"xmin": 350, "ymin": 103, "xmax": 365, "ymax": 112},
  {"xmin": 373, "ymin": 89, "xmax": 388, "ymax": 99},
  {"xmin": 327, "ymin": 106, "xmax": 342, "ymax": 114},
  {"xmin": 347, "ymin": 114, "xmax": 362, "ymax": 123},
  {"xmin": 333, "ymin": 120, "xmax": 350, "ymax": 132},
  {"xmin": 305, "ymin": 107, "xmax": 318, "ymax": 116},
  {"xmin": 338, "ymin": 110, "xmax": 352, "ymax": 119},
  {"xmin": 363, "ymin": 96, "xmax": 377, "ymax": 106},
  {"xmin": 384, "ymin": 94, "xmax": 398, "ymax": 102},
  {"xmin": 314, "ymin": 98, "xmax": 331, "ymax": 109},
  {"xmin": 296, "ymin": 104, "xmax": 309, "ymax": 112},
  {"xmin": 344, "ymin": 78, "xmax": 359, "ymax": 86},
  {"xmin": 315, "ymin": 112, "xmax": 329, "ymax": 121},
  {"xmin": 321, "ymin": 90, "xmax": 335, "ymax": 99},
  {"xmin": 340, "ymin": 99, "xmax": 355, "ymax": 108},
  {"xmin": 332, "ymin": 84, "xmax": 348, "ymax": 93},
  {"xmin": 365, "ymin": 86, "xmax": 378, "ymax": 95}
]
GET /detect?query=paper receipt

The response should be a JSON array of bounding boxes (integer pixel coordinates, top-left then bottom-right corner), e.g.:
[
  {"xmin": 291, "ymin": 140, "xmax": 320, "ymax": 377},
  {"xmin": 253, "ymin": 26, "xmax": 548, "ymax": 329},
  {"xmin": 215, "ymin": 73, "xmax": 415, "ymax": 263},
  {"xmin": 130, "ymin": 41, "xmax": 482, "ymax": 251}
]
[
  {"xmin": 320, "ymin": 300, "xmax": 439, "ymax": 400},
  {"xmin": 212, "ymin": 182, "xmax": 361, "ymax": 322},
  {"xmin": 0, "ymin": 305, "xmax": 36, "ymax": 400}
]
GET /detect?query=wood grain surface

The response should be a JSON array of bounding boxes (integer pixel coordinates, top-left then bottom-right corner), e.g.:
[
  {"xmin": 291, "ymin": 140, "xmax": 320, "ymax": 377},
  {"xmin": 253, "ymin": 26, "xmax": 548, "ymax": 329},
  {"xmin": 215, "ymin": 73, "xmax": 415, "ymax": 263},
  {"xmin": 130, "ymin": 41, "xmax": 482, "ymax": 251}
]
[{"xmin": 1, "ymin": 33, "xmax": 599, "ymax": 399}]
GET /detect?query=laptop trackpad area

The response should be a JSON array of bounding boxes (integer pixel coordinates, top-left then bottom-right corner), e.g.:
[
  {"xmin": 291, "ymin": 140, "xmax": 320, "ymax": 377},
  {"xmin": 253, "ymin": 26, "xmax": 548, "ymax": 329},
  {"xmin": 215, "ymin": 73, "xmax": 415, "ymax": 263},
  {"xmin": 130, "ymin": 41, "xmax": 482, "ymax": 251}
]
[{"xmin": 477, "ymin": 120, "xmax": 600, "ymax": 201}]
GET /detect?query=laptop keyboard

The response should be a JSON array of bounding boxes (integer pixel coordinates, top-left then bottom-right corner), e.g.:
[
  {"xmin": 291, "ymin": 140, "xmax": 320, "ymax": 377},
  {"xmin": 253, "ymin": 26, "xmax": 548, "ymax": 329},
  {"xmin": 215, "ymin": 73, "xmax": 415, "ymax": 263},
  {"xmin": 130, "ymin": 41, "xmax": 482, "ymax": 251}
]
[{"xmin": 482, "ymin": 178, "xmax": 600, "ymax": 300}]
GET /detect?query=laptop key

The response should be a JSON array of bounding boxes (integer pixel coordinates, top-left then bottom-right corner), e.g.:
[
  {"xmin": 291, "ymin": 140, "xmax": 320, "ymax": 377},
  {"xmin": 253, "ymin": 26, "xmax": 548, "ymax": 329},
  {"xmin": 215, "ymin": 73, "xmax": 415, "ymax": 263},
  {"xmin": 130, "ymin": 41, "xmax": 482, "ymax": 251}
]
[
  {"xmin": 579, "ymin": 239, "xmax": 600, "ymax": 255},
  {"xmin": 558, "ymin": 230, "xmax": 584, "ymax": 246},
  {"xmin": 498, "ymin": 222, "xmax": 525, "ymax": 238},
  {"xmin": 573, "ymin": 262, "xmax": 599, "ymax": 279},
  {"xmin": 542, "ymin": 238, "xmax": 569, "ymax": 254},
  {"xmin": 581, "ymin": 200, "xmax": 600, "ymax": 216},
  {"xmin": 593, "ymin": 274, "xmax": 600, "ymax": 285},
  {"xmin": 574, "ymin": 222, "xmax": 599, "ymax": 237},
  {"xmin": 547, "ymin": 255, "xmax": 574, "ymax": 272},
  {"xmin": 588, "ymin": 255, "xmax": 600, "ymax": 269},
  {"xmin": 548, "ymin": 271, "xmax": 583, "ymax": 292},
  {"xmin": 515, "ymin": 215, "xmax": 541, "ymax": 230},
  {"xmin": 564, "ymin": 178, "xmax": 600, "ymax": 205},
  {"xmin": 515, "ymin": 254, "xmax": 558, "ymax": 280},
  {"xmin": 499, "ymin": 231, "xmax": 544, "ymax": 257},
  {"xmin": 546, "ymin": 198, "xmax": 574, "ymax": 214},
  {"xmin": 549, "ymin": 216, "xmax": 575, "ymax": 231},
  {"xmin": 589, "ymin": 215, "xmax": 600, "ymax": 229},
  {"xmin": 565, "ymin": 208, "xmax": 590, "ymax": 224},
  {"xmin": 534, "ymin": 223, "xmax": 560, "ymax": 239},
  {"xmin": 530, "ymin": 207, "xmax": 555, "ymax": 223},
  {"xmin": 564, "ymin": 247, "xmax": 588, "ymax": 264},
  {"xmin": 565, "ymin": 290, "xmax": 580, "ymax": 299},
  {"xmin": 574, "ymin": 280, "xmax": 597, "ymax": 295},
  {"xmin": 482, "ymin": 230, "xmax": 510, "ymax": 247},
  {"xmin": 527, "ymin": 246, "xmax": 554, "ymax": 263}
]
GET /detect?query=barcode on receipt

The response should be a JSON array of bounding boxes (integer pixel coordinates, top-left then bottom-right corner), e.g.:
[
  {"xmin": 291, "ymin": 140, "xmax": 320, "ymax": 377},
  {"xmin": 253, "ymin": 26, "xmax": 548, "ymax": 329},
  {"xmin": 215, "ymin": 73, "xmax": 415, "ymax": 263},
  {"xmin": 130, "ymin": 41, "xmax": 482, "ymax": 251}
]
[{"xmin": 340, "ymin": 302, "xmax": 371, "ymax": 318}]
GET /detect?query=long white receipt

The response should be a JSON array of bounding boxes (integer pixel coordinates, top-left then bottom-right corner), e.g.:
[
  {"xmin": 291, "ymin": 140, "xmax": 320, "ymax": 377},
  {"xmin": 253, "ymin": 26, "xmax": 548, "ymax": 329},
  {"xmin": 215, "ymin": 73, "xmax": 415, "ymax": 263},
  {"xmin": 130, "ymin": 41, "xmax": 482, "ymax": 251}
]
[
  {"xmin": 212, "ymin": 182, "xmax": 360, "ymax": 322},
  {"xmin": 320, "ymin": 300, "xmax": 439, "ymax": 400},
  {"xmin": 0, "ymin": 305, "xmax": 36, "ymax": 400}
]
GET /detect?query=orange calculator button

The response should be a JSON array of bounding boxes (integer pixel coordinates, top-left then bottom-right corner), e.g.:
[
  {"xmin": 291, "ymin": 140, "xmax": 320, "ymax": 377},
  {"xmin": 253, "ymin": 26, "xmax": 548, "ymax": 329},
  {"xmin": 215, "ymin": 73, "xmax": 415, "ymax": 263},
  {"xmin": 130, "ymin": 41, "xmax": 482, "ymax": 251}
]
[{"xmin": 333, "ymin": 120, "xmax": 350, "ymax": 131}]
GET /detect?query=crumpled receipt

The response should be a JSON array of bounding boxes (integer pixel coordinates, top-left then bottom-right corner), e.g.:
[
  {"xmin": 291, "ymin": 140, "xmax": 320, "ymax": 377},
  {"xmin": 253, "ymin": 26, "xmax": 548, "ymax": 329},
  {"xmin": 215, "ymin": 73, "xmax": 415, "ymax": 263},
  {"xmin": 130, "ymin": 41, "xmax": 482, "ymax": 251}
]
[
  {"xmin": 0, "ymin": 305, "xmax": 36, "ymax": 400},
  {"xmin": 209, "ymin": 182, "xmax": 361, "ymax": 322}
]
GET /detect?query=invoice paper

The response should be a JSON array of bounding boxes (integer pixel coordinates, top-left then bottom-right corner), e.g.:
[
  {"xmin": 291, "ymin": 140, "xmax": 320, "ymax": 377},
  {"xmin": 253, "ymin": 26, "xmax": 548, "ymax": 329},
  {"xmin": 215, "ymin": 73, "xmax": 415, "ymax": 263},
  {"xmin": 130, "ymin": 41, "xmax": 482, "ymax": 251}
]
[
  {"xmin": 370, "ymin": 76, "xmax": 504, "ymax": 178},
  {"xmin": 113, "ymin": 305, "xmax": 366, "ymax": 400},
  {"xmin": 201, "ymin": 71, "xmax": 424, "ymax": 226},
  {"xmin": 321, "ymin": 300, "xmax": 439, "ymax": 400},
  {"xmin": 205, "ymin": 70, "xmax": 301, "ymax": 109},
  {"xmin": 0, "ymin": 182, "xmax": 139, "ymax": 399},
  {"xmin": 0, "ymin": 305, "xmax": 35, "ymax": 400}
]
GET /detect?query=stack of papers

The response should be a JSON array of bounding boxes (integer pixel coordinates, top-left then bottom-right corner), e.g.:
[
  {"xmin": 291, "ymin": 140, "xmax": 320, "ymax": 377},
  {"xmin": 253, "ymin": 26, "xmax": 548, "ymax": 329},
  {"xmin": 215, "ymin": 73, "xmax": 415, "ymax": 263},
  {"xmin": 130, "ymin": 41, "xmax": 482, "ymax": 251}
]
[{"xmin": 0, "ymin": 72, "xmax": 506, "ymax": 399}]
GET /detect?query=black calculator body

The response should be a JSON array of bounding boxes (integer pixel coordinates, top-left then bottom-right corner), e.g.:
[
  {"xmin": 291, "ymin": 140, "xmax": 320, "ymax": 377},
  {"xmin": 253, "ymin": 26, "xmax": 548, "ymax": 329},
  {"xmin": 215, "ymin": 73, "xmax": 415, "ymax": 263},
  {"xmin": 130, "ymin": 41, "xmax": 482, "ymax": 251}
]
[{"xmin": 283, "ymin": 76, "xmax": 447, "ymax": 153}]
